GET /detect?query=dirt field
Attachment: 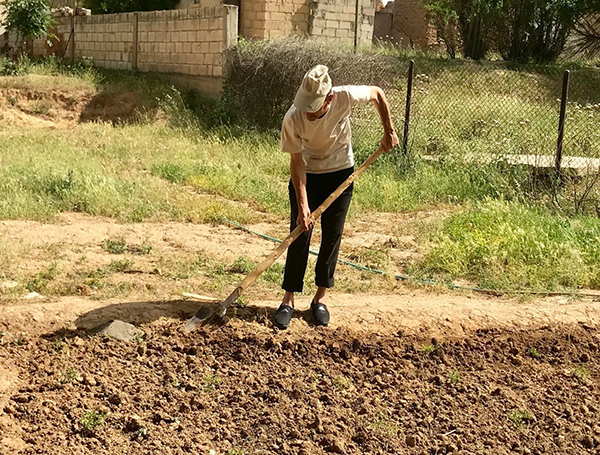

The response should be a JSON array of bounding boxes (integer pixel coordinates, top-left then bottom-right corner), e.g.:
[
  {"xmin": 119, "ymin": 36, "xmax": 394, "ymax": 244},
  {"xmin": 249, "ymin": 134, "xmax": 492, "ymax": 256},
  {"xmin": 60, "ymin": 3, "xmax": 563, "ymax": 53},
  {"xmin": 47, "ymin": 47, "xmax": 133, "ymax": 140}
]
[
  {"xmin": 2, "ymin": 77, "xmax": 600, "ymax": 454},
  {"xmin": 2, "ymin": 215, "xmax": 600, "ymax": 455}
]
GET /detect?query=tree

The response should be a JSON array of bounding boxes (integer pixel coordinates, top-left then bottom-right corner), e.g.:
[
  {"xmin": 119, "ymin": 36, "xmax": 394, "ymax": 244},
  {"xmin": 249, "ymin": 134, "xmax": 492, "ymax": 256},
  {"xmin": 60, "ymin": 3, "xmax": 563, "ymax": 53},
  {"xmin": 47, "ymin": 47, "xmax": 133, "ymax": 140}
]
[
  {"xmin": 571, "ymin": 14, "xmax": 600, "ymax": 57},
  {"xmin": 1, "ymin": 0, "xmax": 56, "ymax": 55},
  {"xmin": 494, "ymin": 0, "xmax": 600, "ymax": 63},
  {"xmin": 425, "ymin": 0, "xmax": 502, "ymax": 60},
  {"xmin": 82, "ymin": 0, "xmax": 179, "ymax": 14},
  {"xmin": 424, "ymin": 0, "xmax": 461, "ymax": 58}
]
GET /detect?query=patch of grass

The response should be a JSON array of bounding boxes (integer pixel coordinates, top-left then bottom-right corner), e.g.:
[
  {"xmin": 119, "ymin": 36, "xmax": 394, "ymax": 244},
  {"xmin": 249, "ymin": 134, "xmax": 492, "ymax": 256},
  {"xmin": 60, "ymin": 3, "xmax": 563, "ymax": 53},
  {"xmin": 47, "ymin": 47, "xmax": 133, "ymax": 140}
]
[
  {"xmin": 508, "ymin": 409, "xmax": 533, "ymax": 430},
  {"xmin": 202, "ymin": 373, "xmax": 220, "ymax": 392},
  {"xmin": 573, "ymin": 365, "xmax": 590, "ymax": 383},
  {"xmin": 229, "ymin": 256, "xmax": 255, "ymax": 274},
  {"xmin": 27, "ymin": 262, "xmax": 60, "ymax": 293},
  {"xmin": 411, "ymin": 199, "xmax": 600, "ymax": 292},
  {"xmin": 59, "ymin": 367, "xmax": 82, "ymax": 384},
  {"xmin": 102, "ymin": 238, "xmax": 127, "ymax": 254},
  {"xmin": 79, "ymin": 410, "xmax": 106, "ymax": 433},
  {"xmin": 108, "ymin": 258, "xmax": 135, "ymax": 273},
  {"xmin": 102, "ymin": 237, "xmax": 153, "ymax": 255},
  {"xmin": 262, "ymin": 262, "xmax": 284, "ymax": 285},
  {"xmin": 526, "ymin": 348, "xmax": 541, "ymax": 359}
]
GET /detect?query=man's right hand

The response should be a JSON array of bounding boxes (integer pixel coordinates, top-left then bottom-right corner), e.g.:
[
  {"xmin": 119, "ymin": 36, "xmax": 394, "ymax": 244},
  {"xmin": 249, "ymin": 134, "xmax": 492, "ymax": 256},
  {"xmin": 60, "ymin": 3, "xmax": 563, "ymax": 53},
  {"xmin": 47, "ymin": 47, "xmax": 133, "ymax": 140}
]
[{"xmin": 297, "ymin": 207, "xmax": 313, "ymax": 231}]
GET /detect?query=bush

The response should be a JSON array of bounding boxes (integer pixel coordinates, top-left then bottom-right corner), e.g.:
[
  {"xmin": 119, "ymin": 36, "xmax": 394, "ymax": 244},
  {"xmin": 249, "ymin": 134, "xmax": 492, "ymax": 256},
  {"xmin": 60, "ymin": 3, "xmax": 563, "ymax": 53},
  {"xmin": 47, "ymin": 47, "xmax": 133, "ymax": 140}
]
[{"xmin": 222, "ymin": 38, "xmax": 407, "ymax": 131}]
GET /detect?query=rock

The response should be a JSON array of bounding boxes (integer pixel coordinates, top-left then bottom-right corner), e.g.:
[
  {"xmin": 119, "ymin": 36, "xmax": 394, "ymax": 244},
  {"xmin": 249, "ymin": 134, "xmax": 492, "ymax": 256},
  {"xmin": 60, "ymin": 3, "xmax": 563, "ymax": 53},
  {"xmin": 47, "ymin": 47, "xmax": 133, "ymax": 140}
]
[
  {"xmin": 323, "ymin": 436, "xmax": 345, "ymax": 454},
  {"xmin": 91, "ymin": 320, "xmax": 143, "ymax": 342},
  {"xmin": 0, "ymin": 281, "xmax": 19, "ymax": 289},
  {"xmin": 406, "ymin": 435, "xmax": 417, "ymax": 447}
]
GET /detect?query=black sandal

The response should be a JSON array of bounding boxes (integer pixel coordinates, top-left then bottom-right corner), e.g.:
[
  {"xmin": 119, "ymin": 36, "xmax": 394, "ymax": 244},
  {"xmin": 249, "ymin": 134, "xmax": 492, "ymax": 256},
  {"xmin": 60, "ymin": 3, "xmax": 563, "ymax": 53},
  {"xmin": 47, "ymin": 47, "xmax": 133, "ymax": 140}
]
[
  {"xmin": 273, "ymin": 304, "xmax": 294, "ymax": 329},
  {"xmin": 310, "ymin": 300, "xmax": 330, "ymax": 326}
]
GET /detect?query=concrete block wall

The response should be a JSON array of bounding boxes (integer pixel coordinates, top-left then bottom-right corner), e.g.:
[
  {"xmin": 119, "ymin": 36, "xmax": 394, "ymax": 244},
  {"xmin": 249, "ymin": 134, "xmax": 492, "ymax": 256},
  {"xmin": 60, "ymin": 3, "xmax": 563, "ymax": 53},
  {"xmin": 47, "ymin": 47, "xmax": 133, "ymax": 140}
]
[
  {"xmin": 309, "ymin": 0, "xmax": 376, "ymax": 44},
  {"xmin": 244, "ymin": 0, "xmax": 310, "ymax": 39},
  {"xmin": 392, "ymin": 0, "xmax": 437, "ymax": 48},
  {"xmin": 28, "ymin": 6, "xmax": 237, "ymax": 93},
  {"xmin": 137, "ymin": 7, "xmax": 224, "ymax": 77}
]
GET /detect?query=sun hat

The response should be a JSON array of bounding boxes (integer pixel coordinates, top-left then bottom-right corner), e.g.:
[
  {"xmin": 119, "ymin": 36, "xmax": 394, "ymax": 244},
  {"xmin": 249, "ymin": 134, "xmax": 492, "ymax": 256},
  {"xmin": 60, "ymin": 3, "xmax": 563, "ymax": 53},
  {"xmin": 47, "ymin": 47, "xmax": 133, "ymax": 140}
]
[{"xmin": 293, "ymin": 65, "xmax": 332, "ymax": 113}]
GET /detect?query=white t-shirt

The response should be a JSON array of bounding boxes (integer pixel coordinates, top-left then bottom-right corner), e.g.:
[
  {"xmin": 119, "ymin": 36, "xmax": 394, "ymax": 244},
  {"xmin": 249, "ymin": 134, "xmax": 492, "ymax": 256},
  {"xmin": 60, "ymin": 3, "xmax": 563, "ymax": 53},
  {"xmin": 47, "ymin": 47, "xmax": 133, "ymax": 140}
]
[{"xmin": 281, "ymin": 85, "xmax": 372, "ymax": 174}]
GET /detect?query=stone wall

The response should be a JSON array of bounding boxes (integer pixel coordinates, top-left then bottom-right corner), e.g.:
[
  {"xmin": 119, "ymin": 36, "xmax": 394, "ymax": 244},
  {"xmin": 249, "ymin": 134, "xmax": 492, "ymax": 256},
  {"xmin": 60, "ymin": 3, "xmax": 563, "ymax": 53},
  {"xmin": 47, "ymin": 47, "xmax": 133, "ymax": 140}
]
[{"xmin": 29, "ymin": 6, "xmax": 237, "ymax": 93}]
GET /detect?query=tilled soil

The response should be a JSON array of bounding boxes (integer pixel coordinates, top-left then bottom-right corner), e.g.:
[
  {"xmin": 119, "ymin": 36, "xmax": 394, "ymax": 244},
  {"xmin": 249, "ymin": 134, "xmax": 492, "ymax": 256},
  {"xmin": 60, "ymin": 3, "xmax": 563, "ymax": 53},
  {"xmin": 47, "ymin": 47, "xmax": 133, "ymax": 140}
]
[{"xmin": 1, "ymin": 316, "xmax": 599, "ymax": 455}]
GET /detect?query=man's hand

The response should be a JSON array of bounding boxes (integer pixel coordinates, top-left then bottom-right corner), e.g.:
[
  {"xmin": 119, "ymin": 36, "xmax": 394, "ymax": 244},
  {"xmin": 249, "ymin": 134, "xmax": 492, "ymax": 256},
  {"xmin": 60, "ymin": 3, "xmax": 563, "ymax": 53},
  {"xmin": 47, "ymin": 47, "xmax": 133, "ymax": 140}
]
[
  {"xmin": 381, "ymin": 129, "xmax": 399, "ymax": 153},
  {"xmin": 297, "ymin": 206, "xmax": 313, "ymax": 231}
]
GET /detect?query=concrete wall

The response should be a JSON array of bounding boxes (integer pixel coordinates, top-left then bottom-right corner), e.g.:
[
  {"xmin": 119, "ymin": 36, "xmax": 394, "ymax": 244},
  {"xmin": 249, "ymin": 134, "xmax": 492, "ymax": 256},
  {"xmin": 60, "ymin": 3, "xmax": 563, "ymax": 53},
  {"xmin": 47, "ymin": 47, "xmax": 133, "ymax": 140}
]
[
  {"xmin": 373, "ymin": 10, "xmax": 393, "ymax": 43},
  {"xmin": 30, "ymin": 6, "xmax": 237, "ymax": 93},
  {"xmin": 309, "ymin": 0, "xmax": 377, "ymax": 44},
  {"xmin": 237, "ymin": 0, "xmax": 376, "ymax": 44},
  {"xmin": 392, "ymin": 0, "xmax": 437, "ymax": 48}
]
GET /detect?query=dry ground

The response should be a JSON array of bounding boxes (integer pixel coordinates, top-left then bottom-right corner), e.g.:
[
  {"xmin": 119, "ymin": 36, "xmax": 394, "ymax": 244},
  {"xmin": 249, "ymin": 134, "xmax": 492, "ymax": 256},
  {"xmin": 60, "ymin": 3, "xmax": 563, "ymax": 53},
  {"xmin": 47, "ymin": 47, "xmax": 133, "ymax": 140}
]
[{"xmin": 1, "ymin": 78, "xmax": 600, "ymax": 454}]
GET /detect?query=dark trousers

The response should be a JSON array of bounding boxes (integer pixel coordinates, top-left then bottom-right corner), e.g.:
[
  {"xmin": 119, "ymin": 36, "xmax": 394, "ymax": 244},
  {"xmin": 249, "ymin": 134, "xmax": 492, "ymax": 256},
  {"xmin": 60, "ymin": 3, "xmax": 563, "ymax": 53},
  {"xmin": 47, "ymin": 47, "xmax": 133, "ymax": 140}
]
[{"xmin": 282, "ymin": 167, "xmax": 354, "ymax": 293}]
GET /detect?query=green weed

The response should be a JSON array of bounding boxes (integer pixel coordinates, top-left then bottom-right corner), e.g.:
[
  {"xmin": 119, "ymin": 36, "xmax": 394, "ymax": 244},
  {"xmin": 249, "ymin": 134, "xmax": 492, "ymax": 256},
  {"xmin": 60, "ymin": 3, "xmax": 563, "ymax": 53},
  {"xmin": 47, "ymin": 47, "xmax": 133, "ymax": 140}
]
[
  {"xmin": 79, "ymin": 410, "xmax": 106, "ymax": 433},
  {"xmin": 508, "ymin": 409, "xmax": 533, "ymax": 430},
  {"xmin": 422, "ymin": 344, "xmax": 436, "ymax": 355},
  {"xmin": 526, "ymin": 348, "xmax": 541, "ymax": 359},
  {"xmin": 448, "ymin": 371, "xmax": 461, "ymax": 385},
  {"xmin": 59, "ymin": 367, "xmax": 82, "ymax": 384},
  {"xmin": 203, "ymin": 373, "xmax": 220, "ymax": 392},
  {"xmin": 573, "ymin": 365, "xmax": 590, "ymax": 383},
  {"xmin": 27, "ymin": 262, "xmax": 60, "ymax": 293},
  {"xmin": 333, "ymin": 375, "xmax": 352, "ymax": 390},
  {"xmin": 108, "ymin": 259, "xmax": 135, "ymax": 273},
  {"xmin": 102, "ymin": 238, "xmax": 127, "ymax": 254}
]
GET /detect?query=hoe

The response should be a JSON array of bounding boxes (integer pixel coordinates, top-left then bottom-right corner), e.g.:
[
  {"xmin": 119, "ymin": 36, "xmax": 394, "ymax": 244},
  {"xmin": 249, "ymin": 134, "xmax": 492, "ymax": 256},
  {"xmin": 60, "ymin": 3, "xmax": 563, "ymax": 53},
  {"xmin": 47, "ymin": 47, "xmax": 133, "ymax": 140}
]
[{"xmin": 185, "ymin": 145, "xmax": 386, "ymax": 332}]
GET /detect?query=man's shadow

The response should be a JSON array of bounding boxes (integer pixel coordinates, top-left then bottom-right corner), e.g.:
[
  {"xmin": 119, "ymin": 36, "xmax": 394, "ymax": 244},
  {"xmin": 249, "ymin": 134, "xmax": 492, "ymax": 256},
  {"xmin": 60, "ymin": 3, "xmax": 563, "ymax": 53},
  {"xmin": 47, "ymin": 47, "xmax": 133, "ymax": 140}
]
[{"xmin": 43, "ymin": 299, "xmax": 314, "ymax": 340}]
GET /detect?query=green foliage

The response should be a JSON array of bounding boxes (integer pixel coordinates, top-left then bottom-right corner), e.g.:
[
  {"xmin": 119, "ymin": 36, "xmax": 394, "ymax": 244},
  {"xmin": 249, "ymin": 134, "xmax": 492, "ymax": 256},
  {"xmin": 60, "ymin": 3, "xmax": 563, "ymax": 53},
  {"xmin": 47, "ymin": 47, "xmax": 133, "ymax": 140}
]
[
  {"xmin": 102, "ymin": 238, "xmax": 127, "ymax": 254},
  {"xmin": 495, "ymin": 0, "xmax": 600, "ymax": 63},
  {"xmin": 229, "ymin": 256, "xmax": 255, "ymax": 275},
  {"xmin": 82, "ymin": 0, "xmax": 179, "ymax": 14},
  {"xmin": 414, "ymin": 199, "xmax": 600, "ymax": 291},
  {"xmin": 0, "ymin": 0, "xmax": 56, "ymax": 52},
  {"xmin": 425, "ymin": 0, "xmax": 600, "ymax": 62},
  {"xmin": 508, "ymin": 409, "xmax": 533, "ymax": 430},
  {"xmin": 79, "ymin": 410, "xmax": 106, "ymax": 433},
  {"xmin": 526, "ymin": 347, "xmax": 541, "ymax": 359}
]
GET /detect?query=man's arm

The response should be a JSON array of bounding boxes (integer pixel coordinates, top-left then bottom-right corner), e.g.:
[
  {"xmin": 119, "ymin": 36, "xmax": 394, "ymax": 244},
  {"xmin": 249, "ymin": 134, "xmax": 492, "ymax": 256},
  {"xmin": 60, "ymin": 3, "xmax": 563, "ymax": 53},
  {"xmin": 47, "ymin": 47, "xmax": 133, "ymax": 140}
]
[
  {"xmin": 290, "ymin": 152, "xmax": 312, "ymax": 231},
  {"xmin": 369, "ymin": 86, "xmax": 399, "ymax": 152}
]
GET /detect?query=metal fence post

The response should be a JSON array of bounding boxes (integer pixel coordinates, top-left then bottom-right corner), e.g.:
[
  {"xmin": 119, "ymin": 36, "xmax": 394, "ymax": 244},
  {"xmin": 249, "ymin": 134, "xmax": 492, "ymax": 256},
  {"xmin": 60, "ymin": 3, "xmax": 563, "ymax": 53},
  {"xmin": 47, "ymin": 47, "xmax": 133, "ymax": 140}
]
[
  {"xmin": 132, "ymin": 13, "xmax": 139, "ymax": 70},
  {"xmin": 555, "ymin": 70, "xmax": 570, "ymax": 179},
  {"xmin": 353, "ymin": 0, "xmax": 360, "ymax": 51},
  {"xmin": 402, "ymin": 60, "xmax": 415, "ymax": 156},
  {"xmin": 70, "ymin": 0, "xmax": 76, "ymax": 62}
]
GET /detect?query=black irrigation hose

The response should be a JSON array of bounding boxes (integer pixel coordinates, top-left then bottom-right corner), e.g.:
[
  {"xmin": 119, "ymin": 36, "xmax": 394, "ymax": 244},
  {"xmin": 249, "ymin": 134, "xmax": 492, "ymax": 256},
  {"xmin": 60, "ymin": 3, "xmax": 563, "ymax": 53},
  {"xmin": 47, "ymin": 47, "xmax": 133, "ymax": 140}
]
[{"xmin": 224, "ymin": 219, "xmax": 600, "ymax": 299}]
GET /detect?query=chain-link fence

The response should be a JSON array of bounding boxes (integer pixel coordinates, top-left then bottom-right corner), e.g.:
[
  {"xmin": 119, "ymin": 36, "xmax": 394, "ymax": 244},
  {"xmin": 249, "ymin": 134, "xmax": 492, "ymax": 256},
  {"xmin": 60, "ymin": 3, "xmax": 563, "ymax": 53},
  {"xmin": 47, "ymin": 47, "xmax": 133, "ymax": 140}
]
[
  {"xmin": 224, "ymin": 40, "xmax": 600, "ymax": 215},
  {"xmin": 347, "ymin": 58, "xmax": 600, "ymax": 213}
]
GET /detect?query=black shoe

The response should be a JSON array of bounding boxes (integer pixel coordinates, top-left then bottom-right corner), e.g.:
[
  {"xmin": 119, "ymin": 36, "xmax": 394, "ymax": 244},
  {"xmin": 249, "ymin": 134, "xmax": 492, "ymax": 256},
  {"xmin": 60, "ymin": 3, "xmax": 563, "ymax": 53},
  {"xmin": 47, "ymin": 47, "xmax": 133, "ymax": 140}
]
[
  {"xmin": 310, "ymin": 300, "xmax": 330, "ymax": 326},
  {"xmin": 273, "ymin": 304, "xmax": 294, "ymax": 329}
]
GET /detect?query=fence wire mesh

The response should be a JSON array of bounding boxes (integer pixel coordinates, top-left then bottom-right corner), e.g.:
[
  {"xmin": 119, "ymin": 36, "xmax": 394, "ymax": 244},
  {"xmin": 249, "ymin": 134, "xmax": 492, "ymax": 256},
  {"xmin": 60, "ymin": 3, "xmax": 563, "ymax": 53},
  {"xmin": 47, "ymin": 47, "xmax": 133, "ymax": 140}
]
[{"xmin": 347, "ymin": 59, "xmax": 600, "ymax": 213}]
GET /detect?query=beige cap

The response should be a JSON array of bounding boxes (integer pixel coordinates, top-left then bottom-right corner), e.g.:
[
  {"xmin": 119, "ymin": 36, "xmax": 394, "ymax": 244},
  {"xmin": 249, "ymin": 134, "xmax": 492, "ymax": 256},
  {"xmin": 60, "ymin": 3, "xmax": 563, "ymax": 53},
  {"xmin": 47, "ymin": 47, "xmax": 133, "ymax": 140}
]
[{"xmin": 293, "ymin": 65, "xmax": 332, "ymax": 113}]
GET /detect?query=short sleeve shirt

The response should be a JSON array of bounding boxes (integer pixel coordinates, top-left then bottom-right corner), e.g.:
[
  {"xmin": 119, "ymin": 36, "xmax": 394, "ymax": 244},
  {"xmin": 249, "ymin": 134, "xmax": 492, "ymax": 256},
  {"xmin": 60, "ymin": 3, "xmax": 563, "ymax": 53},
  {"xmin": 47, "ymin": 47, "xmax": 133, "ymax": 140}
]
[{"xmin": 281, "ymin": 85, "xmax": 371, "ymax": 174}]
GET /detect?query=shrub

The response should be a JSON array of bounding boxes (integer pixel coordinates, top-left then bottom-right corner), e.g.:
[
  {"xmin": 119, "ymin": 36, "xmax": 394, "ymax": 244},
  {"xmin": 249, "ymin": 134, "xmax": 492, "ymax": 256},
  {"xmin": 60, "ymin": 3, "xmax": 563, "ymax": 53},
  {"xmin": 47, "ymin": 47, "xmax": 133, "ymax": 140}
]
[{"xmin": 223, "ymin": 38, "xmax": 407, "ymax": 131}]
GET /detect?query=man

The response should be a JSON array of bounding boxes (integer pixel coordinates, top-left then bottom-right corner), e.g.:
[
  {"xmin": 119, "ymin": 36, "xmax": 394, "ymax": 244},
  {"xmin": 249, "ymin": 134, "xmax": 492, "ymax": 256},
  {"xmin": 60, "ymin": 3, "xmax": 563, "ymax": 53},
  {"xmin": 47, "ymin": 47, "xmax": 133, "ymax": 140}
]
[{"xmin": 274, "ymin": 64, "xmax": 399, "ymax": 330}]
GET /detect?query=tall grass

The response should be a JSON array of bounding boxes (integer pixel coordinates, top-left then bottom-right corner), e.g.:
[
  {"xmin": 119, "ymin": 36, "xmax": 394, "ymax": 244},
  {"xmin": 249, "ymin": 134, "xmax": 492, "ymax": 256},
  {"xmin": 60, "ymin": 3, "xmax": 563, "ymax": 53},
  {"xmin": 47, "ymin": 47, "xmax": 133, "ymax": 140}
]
[{"xmin": 412, "ymin": 199, "xmax": 600, "ymax": 291}]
